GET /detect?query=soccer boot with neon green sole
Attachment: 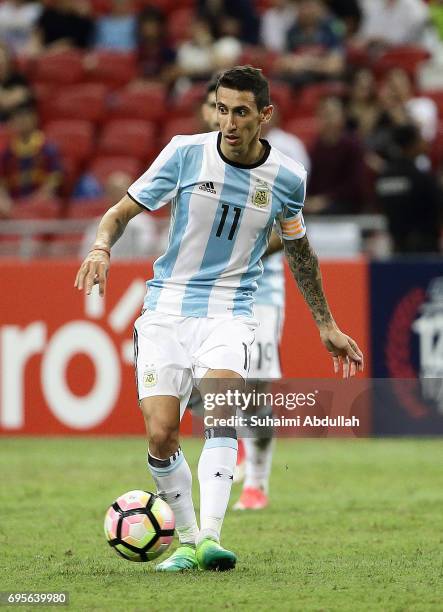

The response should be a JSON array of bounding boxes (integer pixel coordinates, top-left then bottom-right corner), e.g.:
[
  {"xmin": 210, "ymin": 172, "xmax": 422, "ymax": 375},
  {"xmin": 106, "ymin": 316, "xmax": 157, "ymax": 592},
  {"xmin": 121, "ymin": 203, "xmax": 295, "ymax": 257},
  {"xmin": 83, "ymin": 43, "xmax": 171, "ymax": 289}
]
[
  {"xmin": 155, "ymin": 545, "xmax": 198, "ymax": 572},
  {"xmin": 196, "ymin": 538, "xmax": 237, "ymax": 571}
]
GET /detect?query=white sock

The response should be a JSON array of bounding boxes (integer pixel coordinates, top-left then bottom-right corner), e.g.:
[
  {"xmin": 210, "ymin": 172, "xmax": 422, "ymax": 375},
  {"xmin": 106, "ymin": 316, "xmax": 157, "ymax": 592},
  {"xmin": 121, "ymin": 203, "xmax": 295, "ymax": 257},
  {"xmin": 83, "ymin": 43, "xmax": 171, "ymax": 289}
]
[
  {"xmin": 243, "ymin": 437, "xmax": 275, "ymax": 494},
  {"xmin": 148, "ymin": 447, "xmax": 199, "ymax": 546},
  {"xmin": 197, "ymin": 428, "xmax": 237, "ymax": 545}
]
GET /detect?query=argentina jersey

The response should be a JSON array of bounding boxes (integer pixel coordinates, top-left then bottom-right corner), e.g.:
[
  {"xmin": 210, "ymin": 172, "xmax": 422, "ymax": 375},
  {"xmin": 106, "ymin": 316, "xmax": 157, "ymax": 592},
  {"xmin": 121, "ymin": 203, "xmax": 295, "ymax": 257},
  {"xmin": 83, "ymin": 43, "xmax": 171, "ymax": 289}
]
[
  {"xmin": 255, "ymin": 252, "xmax": 285, "ymax": 308},
  {"xmin": 127, "ymin": 131, "xmax": 307, "ymax": 318}
]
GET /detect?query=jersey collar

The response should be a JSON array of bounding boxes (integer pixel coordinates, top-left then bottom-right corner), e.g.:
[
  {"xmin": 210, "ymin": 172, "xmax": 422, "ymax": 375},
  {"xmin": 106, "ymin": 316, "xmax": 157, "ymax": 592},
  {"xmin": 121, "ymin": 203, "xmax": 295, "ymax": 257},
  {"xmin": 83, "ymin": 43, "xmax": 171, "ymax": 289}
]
[{"xmin": 217, "ymin": 132, "xmax": 271, "ymax": 169}]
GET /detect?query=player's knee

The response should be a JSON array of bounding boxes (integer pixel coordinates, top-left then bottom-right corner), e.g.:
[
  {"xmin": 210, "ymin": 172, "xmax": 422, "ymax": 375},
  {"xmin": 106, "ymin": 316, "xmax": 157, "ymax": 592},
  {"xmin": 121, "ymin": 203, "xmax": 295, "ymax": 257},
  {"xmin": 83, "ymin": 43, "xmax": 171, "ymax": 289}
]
[{"xmin": 148, "ymin": 422, "xmax": 179, "ymax": 458}]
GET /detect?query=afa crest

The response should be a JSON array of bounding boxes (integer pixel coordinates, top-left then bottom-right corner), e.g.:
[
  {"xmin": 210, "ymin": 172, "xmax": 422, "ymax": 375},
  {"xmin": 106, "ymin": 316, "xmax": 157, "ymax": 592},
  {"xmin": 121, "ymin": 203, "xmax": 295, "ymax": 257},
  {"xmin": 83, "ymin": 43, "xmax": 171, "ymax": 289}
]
[
  {"xmin": 252, "ymin": 181, "xmax": 270, "ymax": 208},
  {"xmin": 143, "ymin": 366, "xmax": 157, "ymax": 388}
]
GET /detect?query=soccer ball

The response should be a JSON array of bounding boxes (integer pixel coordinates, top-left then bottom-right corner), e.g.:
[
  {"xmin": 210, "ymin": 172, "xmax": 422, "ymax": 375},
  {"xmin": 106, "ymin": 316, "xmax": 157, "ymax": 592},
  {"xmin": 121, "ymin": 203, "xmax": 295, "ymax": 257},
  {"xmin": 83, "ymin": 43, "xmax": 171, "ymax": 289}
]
[{"xmin": 104, "ymin": 490, "xmax": 175, "ymax": 562}]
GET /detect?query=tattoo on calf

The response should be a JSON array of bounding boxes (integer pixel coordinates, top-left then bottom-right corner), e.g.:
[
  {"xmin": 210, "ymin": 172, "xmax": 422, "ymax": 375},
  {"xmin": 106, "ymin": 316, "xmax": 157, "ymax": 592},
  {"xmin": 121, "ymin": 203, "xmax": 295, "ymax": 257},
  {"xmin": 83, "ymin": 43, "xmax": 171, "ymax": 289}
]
[{"xmin": 283, "ymin": 236, "xmax": 333, "ymax": 328}]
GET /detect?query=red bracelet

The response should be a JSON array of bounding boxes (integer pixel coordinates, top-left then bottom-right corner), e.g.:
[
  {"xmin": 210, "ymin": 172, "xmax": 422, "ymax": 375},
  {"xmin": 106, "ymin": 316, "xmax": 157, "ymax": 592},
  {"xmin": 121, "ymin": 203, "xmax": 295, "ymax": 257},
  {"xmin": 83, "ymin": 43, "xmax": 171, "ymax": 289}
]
[{"xmin": 89, "ymin": 247, "xmax": 111, "ymax": 257}]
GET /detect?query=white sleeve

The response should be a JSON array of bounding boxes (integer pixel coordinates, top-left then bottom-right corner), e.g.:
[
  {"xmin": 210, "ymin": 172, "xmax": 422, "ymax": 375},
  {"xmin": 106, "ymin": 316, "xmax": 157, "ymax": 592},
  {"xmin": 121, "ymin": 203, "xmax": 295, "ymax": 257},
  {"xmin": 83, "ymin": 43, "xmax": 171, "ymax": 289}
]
[{"xmin": 127, "ymin": 137, "xmax": 182, "ymax": 211}]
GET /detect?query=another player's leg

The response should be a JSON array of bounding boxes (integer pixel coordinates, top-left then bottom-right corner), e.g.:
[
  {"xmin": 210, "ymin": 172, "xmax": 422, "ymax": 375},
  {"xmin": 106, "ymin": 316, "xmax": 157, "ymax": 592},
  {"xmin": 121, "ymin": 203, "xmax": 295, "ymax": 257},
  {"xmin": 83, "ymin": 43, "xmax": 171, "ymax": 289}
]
[
  {"xmin": 234, "ymin": 383, "xmax": 274, "ymax": 510},
  {"xmin": 141, "ymin": 396, "xmax": 199, "ymax": 572},
  {"xmin": 195, "ymin": 371, "xmax": 241, "ymax": 571}
]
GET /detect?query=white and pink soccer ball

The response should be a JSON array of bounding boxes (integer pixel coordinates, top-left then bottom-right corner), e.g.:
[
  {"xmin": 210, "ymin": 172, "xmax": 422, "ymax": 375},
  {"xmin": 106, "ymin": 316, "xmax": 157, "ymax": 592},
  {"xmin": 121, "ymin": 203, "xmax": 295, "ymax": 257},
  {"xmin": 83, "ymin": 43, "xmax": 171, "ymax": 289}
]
[{"xmin": 104, "ymin": 490, "xmax": 175, "ymax": 562}]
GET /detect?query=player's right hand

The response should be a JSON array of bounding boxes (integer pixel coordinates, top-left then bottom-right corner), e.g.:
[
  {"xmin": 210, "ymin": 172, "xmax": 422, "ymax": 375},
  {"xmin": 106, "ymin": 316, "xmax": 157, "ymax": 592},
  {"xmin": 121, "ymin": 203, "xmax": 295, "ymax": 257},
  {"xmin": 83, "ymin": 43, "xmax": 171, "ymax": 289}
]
[{"xmin": 74, "ymin": 249, "xmax": 110, "ymax": 297}]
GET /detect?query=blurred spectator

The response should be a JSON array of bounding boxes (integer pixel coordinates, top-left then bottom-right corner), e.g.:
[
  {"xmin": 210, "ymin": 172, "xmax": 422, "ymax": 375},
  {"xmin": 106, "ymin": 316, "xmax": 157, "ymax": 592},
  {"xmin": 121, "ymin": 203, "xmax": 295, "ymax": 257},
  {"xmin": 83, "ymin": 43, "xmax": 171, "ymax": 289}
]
[
  {"xmin": 357, "ymin": 0, "xmax": 428, "ymax": 50},
  {"xmin": 94, "ymin": 0, "xmax": 136, "ymax": 51},
  {"xmin": 0, "ymin": 0, "xmax": 42, "ymax": 55},
  {"xmin": 136, "ymin": 7, "xmax": 177, "ymax": 83},
  {"xmin": 32, "ymin": 0, "xmax": 94, "ymax": 52},
  {"xmin": 275, "ymin": 0, "xmax": 345, "ymax": 87},
  {"xmin": 176, "ymin": 19, "xmax": 215, "ymax": 82},
  {"xmin": 79, "ymin": 171, "xmax": 161, "ymax": 258},
  {"xmin": 305, "ymin": 96, "xmax": 365, "ymax": 213},
  {"xmin": 198, "ymin": 0, "xmax": 260, "ymax": 45},
  {"xmin": 0, "ymin": 42, "xmax": 34, "ymax": 122},
  {"xmin": 375, "ymin": 123, "xmax": 441, "ymax": 253},
  {"xmin": 260, "ymin": 0, "xmax": 298, "ymax": 52},
  {"xmin": 0, "ymin": 103, "xmax": 62, "ymax": 216},
  {"xmin": 262, "ymin": 107, "xmax": 311, "ymax": 171},
  {"xmin": 385, "ymin": 68, "xmax": 438, "ymax": 143},
  {"xmin": 346, "ymin": 68, "xmax": 380, "ymax": 140},
  {"xmin": 325, "ymin": 0, "xmax": 361, "ymax": 37}
]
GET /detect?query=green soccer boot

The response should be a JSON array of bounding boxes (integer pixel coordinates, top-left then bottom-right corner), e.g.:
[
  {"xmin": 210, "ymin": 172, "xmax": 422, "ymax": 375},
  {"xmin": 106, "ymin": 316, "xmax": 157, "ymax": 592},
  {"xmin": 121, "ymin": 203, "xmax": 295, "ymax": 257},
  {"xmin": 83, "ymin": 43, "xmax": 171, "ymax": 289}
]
[
  {"xmin": 155, "ymin": 545, "xmax": 198, "ymax": 572},
  {"xmin": 196, "ymin": 538, "xmax": 237, "ymax": 571}
]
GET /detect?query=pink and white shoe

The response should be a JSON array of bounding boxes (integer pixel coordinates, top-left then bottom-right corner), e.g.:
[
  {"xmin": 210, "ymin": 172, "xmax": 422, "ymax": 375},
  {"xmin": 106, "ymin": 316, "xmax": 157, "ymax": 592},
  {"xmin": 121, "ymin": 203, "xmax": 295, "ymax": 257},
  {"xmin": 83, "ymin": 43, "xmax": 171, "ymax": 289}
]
[
  {"xmin": 233, "ymin": 487, "xmax": 269, "ymax": 510},
  {"xmin": 233, "ymin": 439, "xmax": 245, "ymax": 483}
]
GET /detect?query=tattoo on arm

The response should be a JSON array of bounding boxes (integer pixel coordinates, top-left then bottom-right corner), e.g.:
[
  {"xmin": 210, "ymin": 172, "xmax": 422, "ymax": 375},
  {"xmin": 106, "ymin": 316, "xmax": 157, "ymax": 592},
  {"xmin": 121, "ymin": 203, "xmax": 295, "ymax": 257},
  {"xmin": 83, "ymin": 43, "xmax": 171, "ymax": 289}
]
[{"xmin": 283, "ymin": 235, "xmax": 333, "ymax": 328}]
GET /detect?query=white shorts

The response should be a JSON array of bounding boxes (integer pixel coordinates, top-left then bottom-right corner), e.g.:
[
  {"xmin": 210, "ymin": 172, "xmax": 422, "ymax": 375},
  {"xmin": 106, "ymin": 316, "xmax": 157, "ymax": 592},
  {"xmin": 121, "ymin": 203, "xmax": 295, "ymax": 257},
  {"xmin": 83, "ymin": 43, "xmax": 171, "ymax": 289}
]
[
  {"xmin": 133, "ymin": 311, "xmax": 257, "ymax": 418},
  {"xmin": 249, "ymin": 304, "xmax": 284, "ymax": 379}
]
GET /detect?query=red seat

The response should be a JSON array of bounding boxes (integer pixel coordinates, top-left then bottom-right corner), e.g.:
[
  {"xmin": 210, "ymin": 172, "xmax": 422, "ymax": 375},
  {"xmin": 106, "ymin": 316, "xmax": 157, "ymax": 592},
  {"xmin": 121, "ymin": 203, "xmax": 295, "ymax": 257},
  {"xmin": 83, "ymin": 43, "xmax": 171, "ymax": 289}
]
[
  {"xmin": 89, "ymin": 156, "xmax": 142, "ymax": 183},
  {"xmin": 98, "ymin": 120, "xmax": 157, "ymax": 161},
  {"xmin": 44, "ymin": 120, "xmax": 95, "ymax": 164},
  {"xmin": 372, "ymin": 45, "xmax": 430, "ymax": 79},
  {"xmin": 0, "ymin": 125, "xmax": 10, "ymax": 153},
  {"xmin": 32, "ymin": 50, "xmax": 85, "ymax": 85},
  {"xmin": 161, "ymin": 117, "xmax": 203, "ymax": 146},
  {"xmin": 269, "ymin": 82, "xmax": 293, "ymax": 119},
  {"xmin": 167, "ymin": 8, "xmax": 194, "ymax": 44},
  {"xmin": 90, "ymin": 0, "xmax": 113, "ymax": 15},
  {"xmin": 297, "ymin": 82, "xmax": 347, "ymax": 113},
  {"xmin": 84, "ymin": 51, "xmax": 137, "ymax": 89},
  {"xmin": 423, "ymin": 90, "xmax": 443, "ymax": 117},
  {"xmin": 67, "ymin": 197, "xmax": 109, "ymax": 218},
  {"xmin": 41, "ymin": 83, "xmax": 107, "ymax": 123},
  {"xmin": 170, "ymin": 84, "xmax": 207, "ymax": 118},
  {"xmin": 283, "ymin": 116, "xmax": 319, "ymax": 148},
  {"xmin": 11, "ymin": 198, "xmax": 62, "ymax": 220},
  {"xmin": 107, "ymin": 85, "xmax": 167, "ymax": 122}
]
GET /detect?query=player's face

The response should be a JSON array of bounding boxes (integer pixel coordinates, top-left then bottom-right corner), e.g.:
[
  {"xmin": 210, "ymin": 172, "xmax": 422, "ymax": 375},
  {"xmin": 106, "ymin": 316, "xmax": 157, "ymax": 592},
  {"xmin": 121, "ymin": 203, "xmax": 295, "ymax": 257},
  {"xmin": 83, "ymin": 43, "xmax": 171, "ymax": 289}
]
[
  {"xmin": 202, "ymin": 90, "xmax": 219, "ymax": 131},
  {"xmin": 216, "ymin": 86, "xmax": 272, "ymax": 161}
]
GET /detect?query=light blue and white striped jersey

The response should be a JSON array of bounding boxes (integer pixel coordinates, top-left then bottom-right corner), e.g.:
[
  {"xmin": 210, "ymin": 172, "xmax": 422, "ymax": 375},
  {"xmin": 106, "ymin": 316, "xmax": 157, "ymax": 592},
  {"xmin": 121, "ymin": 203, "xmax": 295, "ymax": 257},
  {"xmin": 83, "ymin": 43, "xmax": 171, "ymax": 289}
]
[
  {"xmin": 128, "ymin": 131, "xmax": 306, "ymax": 318},
  {"xmin": 254, "ymin": 252, "xmax": 285, "ymax": 308}
]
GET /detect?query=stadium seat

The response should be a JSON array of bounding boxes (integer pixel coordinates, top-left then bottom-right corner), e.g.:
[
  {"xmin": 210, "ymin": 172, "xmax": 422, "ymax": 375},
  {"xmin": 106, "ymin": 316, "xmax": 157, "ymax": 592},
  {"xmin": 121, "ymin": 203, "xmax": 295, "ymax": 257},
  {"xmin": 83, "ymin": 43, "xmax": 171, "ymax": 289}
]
[
  {"xmin": 41, "ymin": 84, "xmax": 107, "ymax": 123},
  {"xmin": 32, "ymin": 50, "xmax": 85, "ymax": 85},
  {"xmin": 167, "ymin": 8, "xmax": 194, "ymax": 44},
  {"xmin": 107, "ymin": 85, "xmax": 167, "ymax": 122},
  {"xmin": 89, "ymin": 156, "xmax": 142, "ymax": 183},
  {"xmin": 269, "ymin": 82, "xmax": 293, "ymax": 119},
  {"xmin": 84, "ymin": 51, "xmax": 137, "ymax": 89},
  {"xmin": 11, "ymin": 198, "xmax": 62, "ymax": 220},
  {"xmin": 170, "ymin": 84, "xmax": 207, "ymax": 118},
  {"xmin": 97, "ymin": 120, "xmax": 157, "ymax": 161},
  {"xmin": 297, "ymin": 82, "xmax": 347, "ymax": 114},
  {"xmin": 372, "ymin": 46, "xmax": 430, "ymax": 79},
  {"xmin": 44, "ymin": 120, "xmax": 95, "ymax": 165},
  {"xmin": 67, "ymin": 197, "xmax": 109, "ymax": 218},
  {"xmin": 89, "ymin": 0, "xmax": 113, "ymax": 15},
  {"xmin": 0, "ymin": 125, "xmax": 10, "ymax": 153},
  {"xmin": 423, "ymin": 90, "xmax": 443, "ymax": 117},
  {"xmin": 283, "ymin": 116, "xmax": 319, "ymax": 148},
  {"xmin": 161, "ymin": 117, "xmax": 203, "ymax": 146}
]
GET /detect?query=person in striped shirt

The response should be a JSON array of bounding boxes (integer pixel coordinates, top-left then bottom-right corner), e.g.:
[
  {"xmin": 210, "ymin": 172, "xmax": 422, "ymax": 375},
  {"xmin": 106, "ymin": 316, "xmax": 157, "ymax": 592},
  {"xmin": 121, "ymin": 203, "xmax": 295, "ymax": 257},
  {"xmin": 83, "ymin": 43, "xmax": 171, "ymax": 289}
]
[{"xmin": 75, "ymin": 66, "xmax": 363, "ymax": 572}]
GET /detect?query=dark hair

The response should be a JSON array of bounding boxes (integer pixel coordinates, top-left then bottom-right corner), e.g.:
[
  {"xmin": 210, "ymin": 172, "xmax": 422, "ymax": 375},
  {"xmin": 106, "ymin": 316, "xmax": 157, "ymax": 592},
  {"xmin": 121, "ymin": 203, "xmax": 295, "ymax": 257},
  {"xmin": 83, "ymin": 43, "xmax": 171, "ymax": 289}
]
[
  {"xmin": 216, "ymin": 66, "xmax": 270, "ymax": 111},
  {"xmin": 206, "ymin": 73, "xmax": 221, "ymax": 96}
]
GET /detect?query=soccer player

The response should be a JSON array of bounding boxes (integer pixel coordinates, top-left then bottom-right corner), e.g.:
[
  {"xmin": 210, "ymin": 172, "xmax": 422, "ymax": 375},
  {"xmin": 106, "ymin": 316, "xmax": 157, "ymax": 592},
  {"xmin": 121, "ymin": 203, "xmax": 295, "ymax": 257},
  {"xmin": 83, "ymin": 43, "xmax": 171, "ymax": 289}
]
[
  {"xmin": 75, "ymin": 66, "xmax": 363, "ymax": 572},
  {"xmin": 202, "ymin": 78, "xmax": 310, "ymax": 510}
]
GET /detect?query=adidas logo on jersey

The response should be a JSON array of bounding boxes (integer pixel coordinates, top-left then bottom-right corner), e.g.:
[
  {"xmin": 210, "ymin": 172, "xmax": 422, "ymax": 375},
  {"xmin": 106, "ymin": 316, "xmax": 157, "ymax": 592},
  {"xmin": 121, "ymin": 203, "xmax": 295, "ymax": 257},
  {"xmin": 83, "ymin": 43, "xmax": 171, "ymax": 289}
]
[{"xmin": 199, "ymin": 181, "xmax": 216, "ymax": 194}]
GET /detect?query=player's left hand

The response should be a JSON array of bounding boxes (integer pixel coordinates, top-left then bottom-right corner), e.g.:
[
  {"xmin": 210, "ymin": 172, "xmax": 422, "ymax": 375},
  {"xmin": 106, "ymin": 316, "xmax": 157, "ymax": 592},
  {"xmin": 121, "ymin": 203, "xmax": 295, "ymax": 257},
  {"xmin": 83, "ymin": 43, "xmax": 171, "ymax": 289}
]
[{"xmin": 319, "ymin": 326, "xmax": 364, "ymax": 378}]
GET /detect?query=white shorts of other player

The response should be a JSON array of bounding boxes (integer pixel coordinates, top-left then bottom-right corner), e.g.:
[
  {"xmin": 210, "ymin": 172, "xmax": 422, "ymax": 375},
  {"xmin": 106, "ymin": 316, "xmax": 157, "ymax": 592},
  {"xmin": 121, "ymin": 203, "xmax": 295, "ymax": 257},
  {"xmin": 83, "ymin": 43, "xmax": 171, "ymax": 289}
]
[
  {"xmin": 134, "ymin": 311, "xmax": 257, "ymax": 418},
  {"xmin": 248, "ymin": 304, "xmax": 284, "ymax": 379}
]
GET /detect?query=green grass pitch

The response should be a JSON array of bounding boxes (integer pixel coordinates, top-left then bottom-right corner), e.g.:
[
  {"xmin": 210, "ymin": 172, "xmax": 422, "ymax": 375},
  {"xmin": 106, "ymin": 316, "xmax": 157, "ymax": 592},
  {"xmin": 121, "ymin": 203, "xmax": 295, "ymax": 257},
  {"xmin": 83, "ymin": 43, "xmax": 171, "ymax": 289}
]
[{"xmin": 1, "ymin": 438, "xmax": 442, "ymax": 611}]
